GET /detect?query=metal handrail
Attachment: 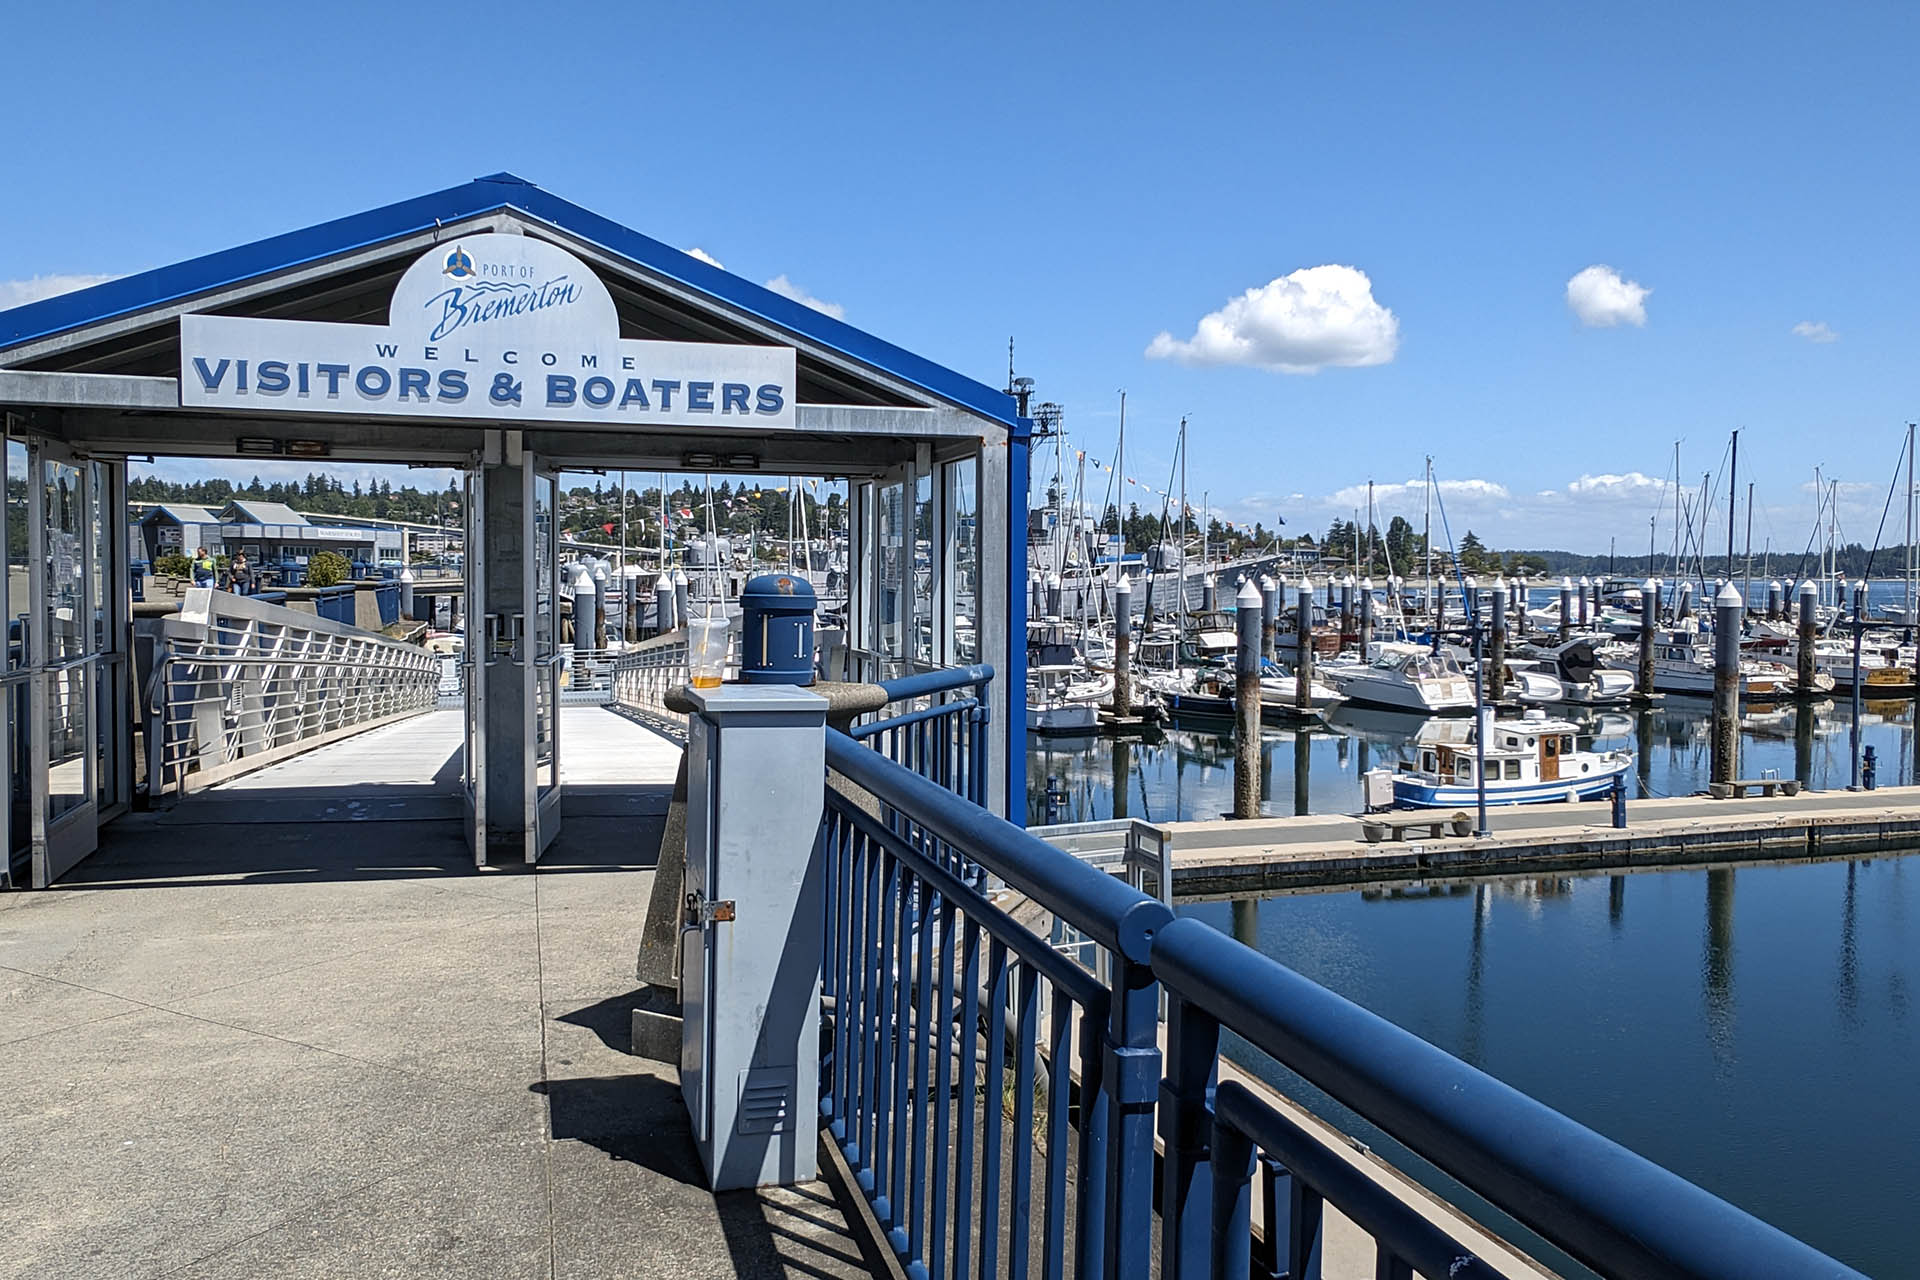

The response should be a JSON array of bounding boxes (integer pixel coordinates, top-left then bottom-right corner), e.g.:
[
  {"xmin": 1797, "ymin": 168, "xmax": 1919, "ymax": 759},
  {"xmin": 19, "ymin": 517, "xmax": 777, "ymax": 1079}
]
[
  {"xmin": 826, "ymin": 729, "xmax": 1166, "ymax": 964},
  {"xmin": 141, "ymin": 589, "xmax": 440, "ymax": 798},
  {"xmin": 819, "ymin": 730, "xmax": 1866, "ymax": 1280}
]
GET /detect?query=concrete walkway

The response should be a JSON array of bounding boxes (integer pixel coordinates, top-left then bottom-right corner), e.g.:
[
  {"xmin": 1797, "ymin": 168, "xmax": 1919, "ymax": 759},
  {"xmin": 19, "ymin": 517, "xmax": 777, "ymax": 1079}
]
[{"xmin": 0, "ymin": 718, "xmax": 878, "ymax": 1279}]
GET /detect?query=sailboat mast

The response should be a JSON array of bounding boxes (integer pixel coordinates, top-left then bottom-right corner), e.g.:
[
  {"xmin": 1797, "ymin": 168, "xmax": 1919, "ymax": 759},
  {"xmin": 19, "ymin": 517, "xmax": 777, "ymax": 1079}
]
[
  {"xmin": 1175, "ymin": 416, "xmax": 1187, "ymax": 676},
  {"xmin": 1743, "ymin": 480, "xmax": 1754, "ymax": 604},
  {"xmin": 1726, "ymin": 429, "xmax": 1738, "ymax": 582},
  {"xmin": 1896, "ymin": 422, "xmax": 1912, "ymax": 621},
  {"xmin": 1423, "ymin": 455, "xmax": 1433, "ymax": 615}
]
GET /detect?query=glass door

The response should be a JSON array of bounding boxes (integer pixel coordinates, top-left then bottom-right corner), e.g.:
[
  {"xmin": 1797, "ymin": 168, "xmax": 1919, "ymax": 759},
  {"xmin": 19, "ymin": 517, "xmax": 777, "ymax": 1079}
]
[
  {"xmin": 527, "ymin": 459, "xmax": 561, "ymax": 861},
  {"xmin": 29, "ymin": 442, "xmax": 98, "ymax": 886},
  {"xmin": 4, "ymin": 434, "xmax": 29, "ymax": 888},
  {"xmin": 461, "ymin": 459, "xmax": 487, "ymax": 864}
]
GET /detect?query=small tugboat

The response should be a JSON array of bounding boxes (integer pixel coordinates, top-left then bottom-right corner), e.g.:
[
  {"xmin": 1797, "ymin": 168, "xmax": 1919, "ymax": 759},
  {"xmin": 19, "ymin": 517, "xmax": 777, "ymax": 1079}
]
[{"xmin": 1392, "ymin": 709, "xmax": 1632, "ymax": 807}]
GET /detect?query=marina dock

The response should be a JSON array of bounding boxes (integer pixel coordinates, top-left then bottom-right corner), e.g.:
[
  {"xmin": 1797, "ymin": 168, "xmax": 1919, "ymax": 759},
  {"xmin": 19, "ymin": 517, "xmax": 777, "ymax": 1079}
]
[{"xmin": 1049, "ymin": 784, "xmax": 1920, "ymax": 899}]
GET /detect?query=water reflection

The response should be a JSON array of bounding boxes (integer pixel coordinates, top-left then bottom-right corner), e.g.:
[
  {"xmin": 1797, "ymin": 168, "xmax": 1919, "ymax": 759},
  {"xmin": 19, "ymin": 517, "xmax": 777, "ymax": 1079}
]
[
  {"xmin": 1029, "ymin": 697, "xmax": 1920, "ymax": 825},
  {"xmin": 1182, "ymin": 856, "xmax": 1920, "ymax": 1276}
]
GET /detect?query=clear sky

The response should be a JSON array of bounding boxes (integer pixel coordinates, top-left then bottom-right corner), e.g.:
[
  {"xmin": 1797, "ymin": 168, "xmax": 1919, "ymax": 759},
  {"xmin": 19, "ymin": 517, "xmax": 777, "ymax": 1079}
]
[{"xmin": 5, "ymin": 1, "xmax": 1917, "ymax": 557}]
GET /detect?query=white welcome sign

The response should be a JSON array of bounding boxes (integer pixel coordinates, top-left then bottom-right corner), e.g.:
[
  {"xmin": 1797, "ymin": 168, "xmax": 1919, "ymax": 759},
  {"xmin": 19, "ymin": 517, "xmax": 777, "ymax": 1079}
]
[{"xmin": 180, "ymin": 234, "xmax": 797, "ymax": 429}]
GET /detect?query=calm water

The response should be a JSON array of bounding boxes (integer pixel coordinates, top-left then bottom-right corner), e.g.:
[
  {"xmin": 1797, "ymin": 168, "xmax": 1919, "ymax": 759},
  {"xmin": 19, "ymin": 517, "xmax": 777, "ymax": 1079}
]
[{"xmin": 1181, "ymin": 860, "xmax": 1920, "ymax": 1277}]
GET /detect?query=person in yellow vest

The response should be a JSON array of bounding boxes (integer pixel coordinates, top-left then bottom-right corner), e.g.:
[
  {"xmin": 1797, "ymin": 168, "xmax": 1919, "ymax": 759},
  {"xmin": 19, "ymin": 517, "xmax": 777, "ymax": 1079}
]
[{"xmin": 193, "ymin": 547, "xmax": 216, "ymax": 587}]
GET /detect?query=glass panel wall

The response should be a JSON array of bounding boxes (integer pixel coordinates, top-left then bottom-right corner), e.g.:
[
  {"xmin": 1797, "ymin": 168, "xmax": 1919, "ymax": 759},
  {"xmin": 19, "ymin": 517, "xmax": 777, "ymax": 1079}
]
[
  {"xmin": 948, "ymin": 459, "xmax": 979, "ymax": 664},
  {"xmin": 878, "ymin": 479, "xmax": 907, "ymax": 662},
  {"xmin": 912, "ymin": 467, "xmax": 936, "ymax": 666},
  {"xmin": 43, "ymin": 460, "xmax": 89, "ymax": 822},
  {"xmin": 5, "ymin": 439, "xmax": 27, "ymax": 878}
]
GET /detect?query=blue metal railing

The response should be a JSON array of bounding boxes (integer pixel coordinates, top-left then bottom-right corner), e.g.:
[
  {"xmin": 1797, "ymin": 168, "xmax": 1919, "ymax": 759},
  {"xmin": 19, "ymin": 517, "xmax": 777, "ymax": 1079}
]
[
  {"xmin": 851, "ymin": 664, "xmax": 993, "ymax": 808},
  {"xmin": 819, "ymin": 729, "xmax": 1866, "ymax": 1280}
]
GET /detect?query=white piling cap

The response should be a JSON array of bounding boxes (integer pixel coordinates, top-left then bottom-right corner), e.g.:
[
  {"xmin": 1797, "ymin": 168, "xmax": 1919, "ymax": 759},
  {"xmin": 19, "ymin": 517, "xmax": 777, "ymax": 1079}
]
[
  {"xmin": 1768, "ymin": 579, "xmax": 1782, "ymax": 590},
  {"xmin": 1579, "ymin": 576, "xmax": 1590, "ymax": 586},
  {"xmin": 1045, "ymin": 571, "xmax": 1061, "ymax": 587},
  {"xmin": 575, "ymin": 569, "xmax": 597, "ymax": 595},
  {"xmin": 1643, "ymin": 578, "xmax": 1659, "ymax": 591},
  {"xmin": 1562, "ymin": 576, "xmax": 1573, "ymax": 589},
  {"xmin": 1360, "ymin": 576, "xmax": 1374, "ymax": 591},
  {"xmin": 1493, "ymin": 574, "xmax": 1506, "ymax": 588},
  {"xmin": 1298, "ymin": 576, "xmax": 1316, "ymax": 593},
  {"xmin": 672, "ymin": 568, "xmax": 689, "ymax": 585},
  {"xmin": 1465, "ymin": 575, "xmax": 1478, "ymax": 589},
  {"xmin": 1343, "ymin": 573, "xmax": 1356, "ymax": 587},
  {"xmin": 1259, "ymin": 574, "xmax": 1275, "ymax": 590},
  {"xmin": 1236, "ymin": 580, "xmax": 1263, "ymax": 607},
  {"xmin": 1115, "ymin": 574, "xmax": 1131, "ymax": 594},
  {"xmin": 1798, "ymin": 578, "xmax": 1819, "ymax": 595},
  {"xmin": 1715, "ymin": 581, "xmax": 1742, "ymax": 608}
]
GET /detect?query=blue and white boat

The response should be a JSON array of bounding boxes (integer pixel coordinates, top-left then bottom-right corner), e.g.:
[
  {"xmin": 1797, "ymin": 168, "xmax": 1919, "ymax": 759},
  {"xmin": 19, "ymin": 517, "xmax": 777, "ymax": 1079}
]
[{"xmin": 1392, "ymin": 709, "xmax": 1631, "ymax": 808}]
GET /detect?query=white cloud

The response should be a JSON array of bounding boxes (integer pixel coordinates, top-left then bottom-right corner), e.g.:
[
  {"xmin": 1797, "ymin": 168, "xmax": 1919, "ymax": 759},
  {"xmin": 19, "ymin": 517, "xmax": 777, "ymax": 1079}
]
[
  {"xmin": 1146, "ymin": 265, "xmax": 1399, "ymax": 374},
  {"xmin": 1792, "ymin": 320, "xmax": 1838, "ymax": 344},
  {"xmin": 1565, "ymin": 265, "xmax": 1649, "ymax": 328},
  {"xmin": 1567, "ymin": 471, "xmax": 1665, "ymax": 496},
  {"xmin": 1326, "ymin": 477, "xmax": 1509, "ymax": 509},
  {"xmin": 1, "ymin": 272, "xmax": 118, "ymax": 309},
  {"xmin": 763, "ymin": 274, "xmax": 845, "ymax": 320},
  {"xmin": 684, "ymin": 247, "xmax": 725, "ymax": 270}
]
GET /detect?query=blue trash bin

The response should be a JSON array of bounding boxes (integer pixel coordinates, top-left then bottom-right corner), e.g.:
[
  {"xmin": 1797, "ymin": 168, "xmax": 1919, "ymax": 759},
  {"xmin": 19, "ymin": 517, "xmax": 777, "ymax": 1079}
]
[{"xmin": 739, "ymin": 573, "xmax": 818, "ymax": 685}]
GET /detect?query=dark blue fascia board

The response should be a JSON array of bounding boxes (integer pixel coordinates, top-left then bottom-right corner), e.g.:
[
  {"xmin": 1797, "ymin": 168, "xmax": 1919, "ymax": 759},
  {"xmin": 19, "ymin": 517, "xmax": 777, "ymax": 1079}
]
[{"xmin": 0, "ymin": 172, "xmax": 1020, "ymax": 430}]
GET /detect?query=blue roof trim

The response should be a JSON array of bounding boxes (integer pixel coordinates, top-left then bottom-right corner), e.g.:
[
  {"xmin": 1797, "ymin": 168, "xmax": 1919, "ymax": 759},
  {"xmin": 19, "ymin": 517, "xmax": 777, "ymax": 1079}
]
[{"xmin": 0, "ymin": 174, "xmax": 1019, "ymax": 429}]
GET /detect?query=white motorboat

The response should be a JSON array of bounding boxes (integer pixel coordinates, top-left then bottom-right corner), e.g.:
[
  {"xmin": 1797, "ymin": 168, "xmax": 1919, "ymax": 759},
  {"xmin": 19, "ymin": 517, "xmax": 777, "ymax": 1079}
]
[
  {"xmin": 1392, "ymin": 709, "xmax": 1632, "ymax": 807},
  {"xmin": 1597, "ymin": 625, "xmax": 1829, "ymax": 698},
  {"xmin": 1327, "ymin": 645, "xmax": 1476, "ymax": 714},
  {"xmin": 1026, "ymin": 664, "xmax": 1111, "ymax": 733},
  {"xmin": 1257, "ymin": 672, "xmax": 1347, "ymax": 718}
]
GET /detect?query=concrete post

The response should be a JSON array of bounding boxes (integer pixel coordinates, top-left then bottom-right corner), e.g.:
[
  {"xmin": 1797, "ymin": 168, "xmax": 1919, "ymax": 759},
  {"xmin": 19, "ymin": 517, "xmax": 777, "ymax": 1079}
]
[
  {"xmin": 673, "ymin": 568, "xmax": 690, "ymax": 631},
  {"xmin": 1711, "ymin": 583, "xmax": 1742, "ymax": 786},
  {"xmin": 1234, "ymin": 581, "xmax": 1263, "ymax": 819},
  {"xmin": 1046, "ymin": 571, "xmax": 1063, "ymax": 620},
  {"xmin": 574, "ymin": 569, "xmax": 598, "ymax": 653},
  {"xmin": 1767, "ymin": 579, "xmax": 1783, "ymax": 622},
  {"xmin": 399, "ymin": 563, "xmax": 416, "ymax": 620},
  {"xmin": 1294, "ymin": 582, "xmax": 1315, "ymax": 715},
  {"xmin": 1432, "ymin": 583, "xmax": 1448, "ymax": 655},
  {"xmin": 1030, "ymin": 573, "xmax": 1045, "ymax": 620},
  {"xmin": 680, "ymin": 684, "xmax": 829, "ymax": 1190},
  {"xmin": 1201, "ymin": 575, "xmax": 1217, "ymax": 615},
  {"xmin": 1358, "ymin": 577, "xmax": 1374, "ymax": 657},
  {"xmin": 591, "ymin": 560, "xmax": 611, "ymax": 650},
  {"xmin": 1674, "ymin": 580, "xmax": 1693, "ymax": 626},
  {"xmin": 1638, "ymin": 579, "xmax": 1659, "ymax": 700},
  {"xmin": 1559, "ymin": 577, "xmax": 1573, "ymax": 643},
  {"xmin": 1489, "ymin": 576, "xmax": 1508, "ymax": 702},
  {"xmin": 655, "ymin": 573, "xmax": 675, "ymax": 634},
  {"xmin": 1259, "ymin": 574, "xmax": 1278, "ymax": 663},
  {"xmin": 1797, "ymin": 579, "xmax": 1819, "ymax": 697},
  {"xmin": 1340, "ymin": 575, "xmax": 1355, "ymax": 645},
  {"xmin": 1112, "ymin": 576, "xmax": 1132, "ymax": 718}
]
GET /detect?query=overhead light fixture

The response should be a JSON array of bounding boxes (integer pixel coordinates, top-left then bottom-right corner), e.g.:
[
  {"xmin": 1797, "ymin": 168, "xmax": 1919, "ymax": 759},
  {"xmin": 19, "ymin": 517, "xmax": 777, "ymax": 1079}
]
[
  {"xmin": 725, "ymin": 453, "xmax": 761, "ymax": 469},
  {"xmin": 285, "ymin": 439, "xmax": 331, "ymax": 458},
  {"xmin": 682, "ymin": 451, "xmax": 721, "ymax": 468},
  {"xmin": 236, "ymin": 437, "xmax": 284, "ymax": 456}
]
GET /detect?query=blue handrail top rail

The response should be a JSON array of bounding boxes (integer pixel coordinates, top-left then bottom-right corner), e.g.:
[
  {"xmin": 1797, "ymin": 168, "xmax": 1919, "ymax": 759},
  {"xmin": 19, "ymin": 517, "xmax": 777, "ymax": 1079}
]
[
  {"xmin": 872, "ymin": 663, "xmax": 994, "ymax": 703},
  {"xmin": 825, "ymin": 726, "xmax": 1167, "ymax": 965}
]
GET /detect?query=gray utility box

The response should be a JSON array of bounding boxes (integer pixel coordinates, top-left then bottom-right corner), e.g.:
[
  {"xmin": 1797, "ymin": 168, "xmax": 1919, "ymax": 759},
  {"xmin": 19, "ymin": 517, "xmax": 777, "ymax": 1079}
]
[{"xmin": 679, "ymin": 684, "xmax": 829, "ymax": 1191}]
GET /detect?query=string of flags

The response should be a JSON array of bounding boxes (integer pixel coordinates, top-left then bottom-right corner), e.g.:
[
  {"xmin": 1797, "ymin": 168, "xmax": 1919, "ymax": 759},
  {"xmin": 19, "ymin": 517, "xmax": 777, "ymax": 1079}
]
[{"xmin": 1064, "ymin": 448, "xmax": 1280, "ymax": 535}]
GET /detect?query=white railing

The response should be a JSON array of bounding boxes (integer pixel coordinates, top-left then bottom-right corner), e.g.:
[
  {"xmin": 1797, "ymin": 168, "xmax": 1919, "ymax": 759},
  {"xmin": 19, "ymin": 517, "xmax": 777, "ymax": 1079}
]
[
  {"xmin": 141, "ymin": 588, "xmax": 441, "ymax": 798},
  {"xmin": 609, "ymin": 631, "xmax": 692, "ymax": 735}
]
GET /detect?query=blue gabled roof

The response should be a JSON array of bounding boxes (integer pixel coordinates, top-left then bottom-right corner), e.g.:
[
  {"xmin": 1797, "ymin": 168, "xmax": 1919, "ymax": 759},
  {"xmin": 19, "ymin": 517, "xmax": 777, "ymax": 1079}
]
[{"xmin": 0, "ymin": 172, "xmax": 1020, "ymax": 429}]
